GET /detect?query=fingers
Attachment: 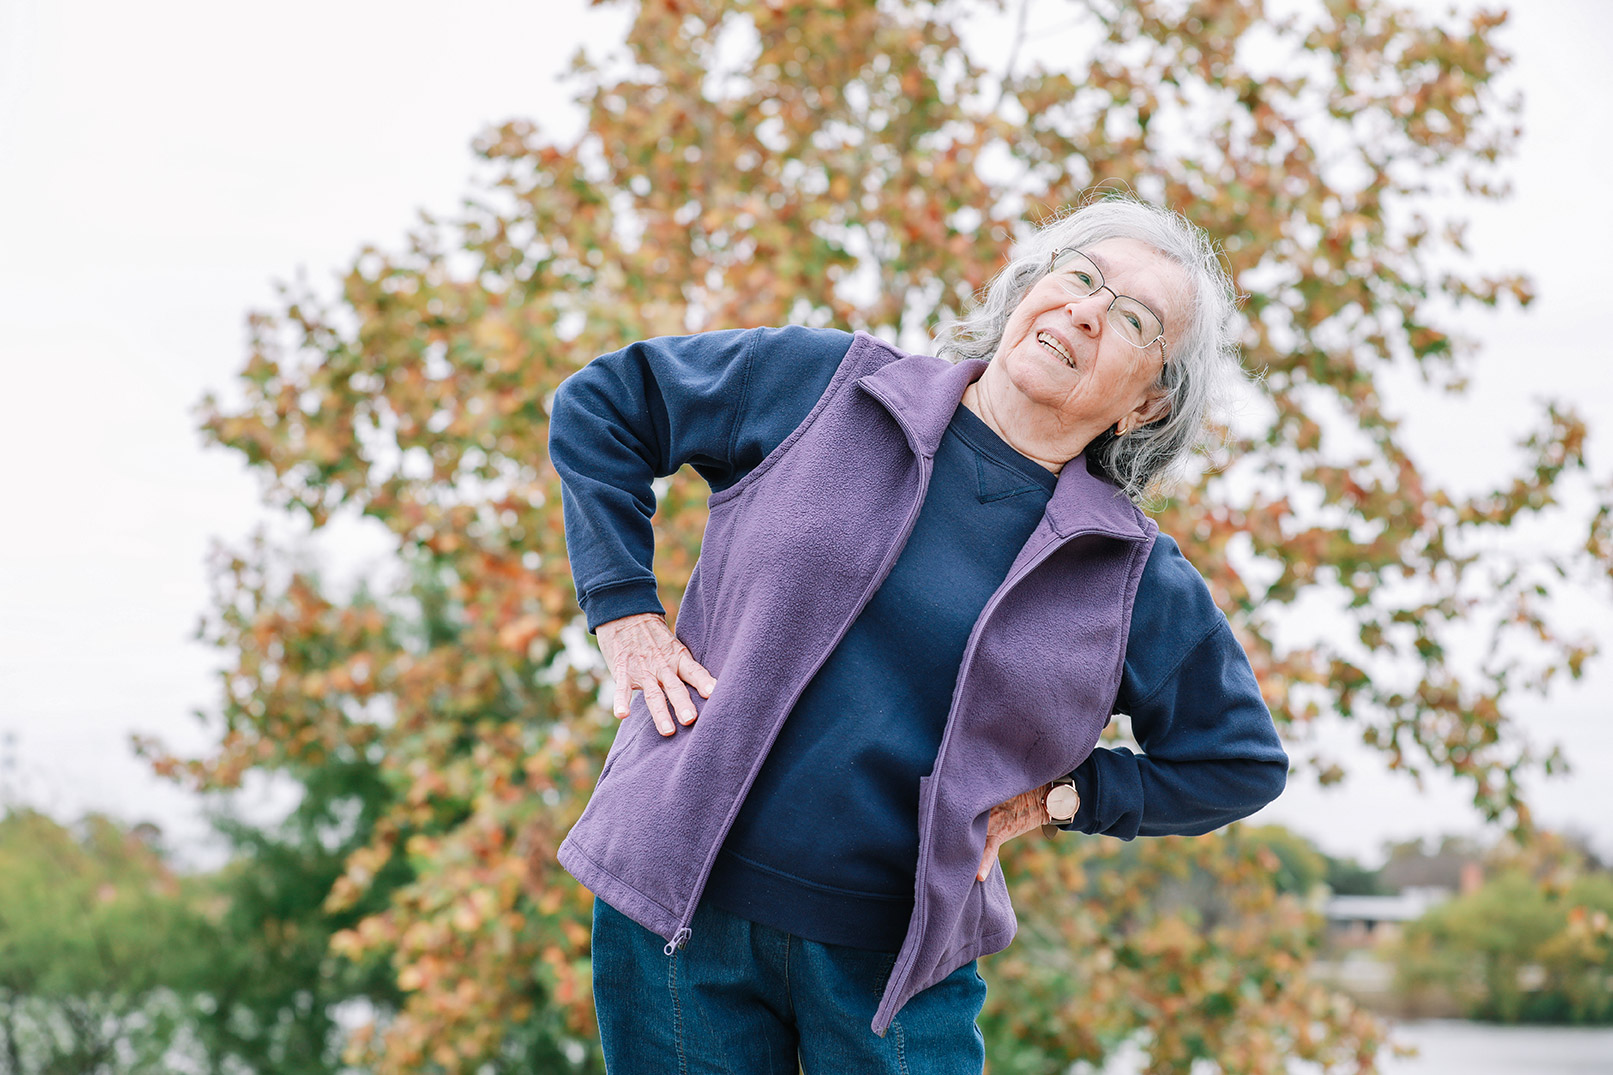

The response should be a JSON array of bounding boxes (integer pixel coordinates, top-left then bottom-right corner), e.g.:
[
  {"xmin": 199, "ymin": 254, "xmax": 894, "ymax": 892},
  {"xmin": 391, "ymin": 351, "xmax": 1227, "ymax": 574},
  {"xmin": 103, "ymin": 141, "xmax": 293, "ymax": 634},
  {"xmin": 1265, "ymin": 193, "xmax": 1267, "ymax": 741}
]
[
  {"xmin": 641, "ymin": 682, "xmax": 677, "ymax": 737},
  {"xmin": 615, "ymin": 669, "xmax": 694, "ymax": 736},
  {"xmin": 978, "ymin": 803, "xmax": 1003, "ymax": 881},
  {"xmin": 660, "ymin": 673, "xmax": 700, "ymax": 727},
  {"xmin": 977, "ymin": 792, "xmax": 1042, "ymax": 881},
  {"xmin": 596, "ymin": 616, "xmax": 715, "ymax": 736},
  {"xmin": 977, "ymin": 839, "xmax": 1000, "ymax": 882},
  {"xmin": 676, "ymin": 646, "xmax": 718, "ymax": 699}
]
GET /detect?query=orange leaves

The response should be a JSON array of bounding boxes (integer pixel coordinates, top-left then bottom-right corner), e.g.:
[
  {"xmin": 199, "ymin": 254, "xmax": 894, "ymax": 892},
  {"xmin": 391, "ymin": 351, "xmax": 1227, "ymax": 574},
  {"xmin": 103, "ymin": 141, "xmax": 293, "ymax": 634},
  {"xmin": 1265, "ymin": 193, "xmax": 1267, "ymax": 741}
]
[
  {"xmin": 1135, "ymin": 914, "xmax": 1203, "ymax": 965},
  {"xmin": 495, "ymin": 613, "xmax": 545, "ymax": 654},
  {"xmin": 986, "ymin": 828, "xmax": 1364, "ymax": 1071}
]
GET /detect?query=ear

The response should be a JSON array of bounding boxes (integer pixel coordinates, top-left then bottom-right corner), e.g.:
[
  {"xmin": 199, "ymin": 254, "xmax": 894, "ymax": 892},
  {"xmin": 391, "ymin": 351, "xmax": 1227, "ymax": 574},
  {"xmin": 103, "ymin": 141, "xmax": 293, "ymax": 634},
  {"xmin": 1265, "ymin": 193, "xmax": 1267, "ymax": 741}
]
[{"xmin": 1123, "ymin": 385, "xmax": 1172, "ymax": 432}]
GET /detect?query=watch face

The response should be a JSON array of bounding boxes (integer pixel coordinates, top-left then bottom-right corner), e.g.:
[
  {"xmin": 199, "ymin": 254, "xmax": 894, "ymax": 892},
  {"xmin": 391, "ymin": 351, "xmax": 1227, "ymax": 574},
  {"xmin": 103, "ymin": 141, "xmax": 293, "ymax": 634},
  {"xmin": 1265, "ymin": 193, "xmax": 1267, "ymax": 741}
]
[{"xmin": 1047, "ymin": 784, "xmax": 1079, "ymax": 821}]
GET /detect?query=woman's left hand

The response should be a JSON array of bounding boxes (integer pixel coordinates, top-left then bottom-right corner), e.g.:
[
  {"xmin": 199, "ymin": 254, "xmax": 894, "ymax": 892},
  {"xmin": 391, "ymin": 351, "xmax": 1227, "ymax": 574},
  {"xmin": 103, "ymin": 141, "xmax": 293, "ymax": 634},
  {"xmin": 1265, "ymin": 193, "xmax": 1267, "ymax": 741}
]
[{"xmin": 976, "ymin": 784, "xmax": 1049, "ymax": 881}]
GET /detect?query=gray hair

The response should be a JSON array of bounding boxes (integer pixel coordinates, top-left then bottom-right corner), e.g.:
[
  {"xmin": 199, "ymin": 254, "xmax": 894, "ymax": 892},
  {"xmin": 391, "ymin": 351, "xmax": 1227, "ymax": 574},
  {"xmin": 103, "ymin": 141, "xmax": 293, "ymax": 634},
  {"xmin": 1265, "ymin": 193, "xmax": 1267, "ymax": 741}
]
[{"xmin": 934, "ymin": 194, "xmax": 1242, "ymax": 505}]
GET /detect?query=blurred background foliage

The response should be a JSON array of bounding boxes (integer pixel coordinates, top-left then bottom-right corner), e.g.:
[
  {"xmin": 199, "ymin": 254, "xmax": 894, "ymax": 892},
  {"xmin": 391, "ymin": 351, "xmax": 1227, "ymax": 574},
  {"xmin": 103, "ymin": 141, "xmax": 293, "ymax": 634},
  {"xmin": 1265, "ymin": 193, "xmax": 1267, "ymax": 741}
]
[
  {"xmin": 1391, "ymin": 835, "xmax": 1613, "ymax": 1027},
  {"xmin": 0, "ymin": 811, "xmax": 199, "ymax": 1074},
  {"xmin": 4, "ymin": 811, "xmax": 1607, "ymax": 1073},
  {"xmin": 8, "ymin": 0, "xmax": 1603, "ymax": 1071}
]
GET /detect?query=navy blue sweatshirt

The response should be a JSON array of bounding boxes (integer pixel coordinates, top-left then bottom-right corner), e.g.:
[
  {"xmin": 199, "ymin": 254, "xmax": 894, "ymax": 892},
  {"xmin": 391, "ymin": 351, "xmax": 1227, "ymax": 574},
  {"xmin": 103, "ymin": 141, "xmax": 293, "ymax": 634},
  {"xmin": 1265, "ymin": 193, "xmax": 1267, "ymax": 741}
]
[
  {"xmin": 705, "ymin": 402, "xmax": 1056, "ymax": 948},
  {"xmin": 551, "ymin": 326, "xmax": 1289, "ymax": 947}
]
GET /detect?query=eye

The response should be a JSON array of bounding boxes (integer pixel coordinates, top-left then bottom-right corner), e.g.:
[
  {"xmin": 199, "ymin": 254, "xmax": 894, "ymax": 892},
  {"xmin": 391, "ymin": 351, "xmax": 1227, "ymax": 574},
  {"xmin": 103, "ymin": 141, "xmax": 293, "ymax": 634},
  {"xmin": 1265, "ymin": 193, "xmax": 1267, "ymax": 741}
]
[{"xmin": 1124, "ymin": 312, "xmax": 1143, "ymax": 332}]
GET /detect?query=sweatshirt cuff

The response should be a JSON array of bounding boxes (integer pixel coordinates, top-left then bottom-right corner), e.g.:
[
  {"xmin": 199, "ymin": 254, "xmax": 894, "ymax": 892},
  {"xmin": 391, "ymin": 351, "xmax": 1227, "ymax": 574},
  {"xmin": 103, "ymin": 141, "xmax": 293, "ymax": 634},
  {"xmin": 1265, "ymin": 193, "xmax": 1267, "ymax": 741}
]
[
  {"xmin": 580, "ymin": 579, "xmax": 665, "ymax": 633},
  {"xmin": 1062, "ymin": 755, "xmax": 1101, "ymax": 833}
]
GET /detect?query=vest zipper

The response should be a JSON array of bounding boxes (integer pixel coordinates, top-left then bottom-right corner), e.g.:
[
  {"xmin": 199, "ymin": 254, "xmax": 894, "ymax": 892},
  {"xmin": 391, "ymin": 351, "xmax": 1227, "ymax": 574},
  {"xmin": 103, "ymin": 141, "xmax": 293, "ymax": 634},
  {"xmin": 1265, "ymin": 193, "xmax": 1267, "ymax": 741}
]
[
  {"xmin": 872, "ymin": 521, "xmax": 1139, "ymax": 1035},
  {"xmin": 662, "ymin": 927, "xmax": 692, "ymax": 956},
  {"xmin": 660, "ymin": 398, "xmax": 938, "ymax": 955}
]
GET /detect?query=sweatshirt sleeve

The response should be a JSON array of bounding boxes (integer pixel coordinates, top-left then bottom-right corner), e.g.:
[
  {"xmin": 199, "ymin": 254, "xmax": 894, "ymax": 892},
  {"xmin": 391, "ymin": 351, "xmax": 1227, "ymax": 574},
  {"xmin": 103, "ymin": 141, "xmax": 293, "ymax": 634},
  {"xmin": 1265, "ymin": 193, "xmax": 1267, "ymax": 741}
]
[
  {"xmin": 548, "ymin": 326, "xmax": 852, "ymax": 631},
  {"xmin": 1065, "ymin": 534, "xmax": 1289, "ymax": 839}
]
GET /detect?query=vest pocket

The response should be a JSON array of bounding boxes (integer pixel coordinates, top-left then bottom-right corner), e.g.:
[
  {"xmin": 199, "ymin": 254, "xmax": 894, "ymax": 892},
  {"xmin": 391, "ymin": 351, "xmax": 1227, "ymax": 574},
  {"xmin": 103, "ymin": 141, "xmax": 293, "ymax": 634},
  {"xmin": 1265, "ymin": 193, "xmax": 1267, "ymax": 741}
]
[{"xmin": 595, "ymin": 696, "xmax": 660, "ymax": 786}]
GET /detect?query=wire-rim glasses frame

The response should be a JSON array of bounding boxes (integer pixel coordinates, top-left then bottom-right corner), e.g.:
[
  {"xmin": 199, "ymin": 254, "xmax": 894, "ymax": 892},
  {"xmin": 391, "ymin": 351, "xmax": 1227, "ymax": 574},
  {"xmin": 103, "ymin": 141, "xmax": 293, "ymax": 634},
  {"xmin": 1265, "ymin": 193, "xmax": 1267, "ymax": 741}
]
[{"xmin": 1047, "ymin": 248, "xmax": 1170, "ymax": 367}]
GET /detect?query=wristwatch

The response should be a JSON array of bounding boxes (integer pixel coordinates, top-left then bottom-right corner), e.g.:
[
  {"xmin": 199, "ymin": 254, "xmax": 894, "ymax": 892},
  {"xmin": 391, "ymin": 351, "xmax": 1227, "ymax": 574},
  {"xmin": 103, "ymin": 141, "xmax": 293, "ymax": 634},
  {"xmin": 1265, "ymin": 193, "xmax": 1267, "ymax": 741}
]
[{"xmin": 1041, "ymin": 777, "xmax": 1080, "ymax": 839}]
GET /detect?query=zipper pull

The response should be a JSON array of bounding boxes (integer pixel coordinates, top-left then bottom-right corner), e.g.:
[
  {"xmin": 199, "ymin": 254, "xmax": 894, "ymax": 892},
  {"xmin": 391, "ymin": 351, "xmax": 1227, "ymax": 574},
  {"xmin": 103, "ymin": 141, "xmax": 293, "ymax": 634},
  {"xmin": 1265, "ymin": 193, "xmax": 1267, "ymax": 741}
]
[{"xmin": 663, "ymin": 927, "xmax": 692, "ymax": 956}]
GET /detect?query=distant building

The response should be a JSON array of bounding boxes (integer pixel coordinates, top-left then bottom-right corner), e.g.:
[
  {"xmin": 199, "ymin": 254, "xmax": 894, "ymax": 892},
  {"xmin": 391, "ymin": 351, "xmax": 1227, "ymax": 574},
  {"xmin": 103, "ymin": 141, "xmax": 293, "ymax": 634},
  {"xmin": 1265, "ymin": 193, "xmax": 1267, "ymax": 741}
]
[
  {"xmin": 1320, "ymin": 841, "xmax": 1488, "ymax": 1018},
  {"xmin": 1325, "ymin": 888, "xmax": 1450, "ymax": 949},
  {"xmin": 1379, "ymin": 837, "xmax": 1486, "ymax": 894}
]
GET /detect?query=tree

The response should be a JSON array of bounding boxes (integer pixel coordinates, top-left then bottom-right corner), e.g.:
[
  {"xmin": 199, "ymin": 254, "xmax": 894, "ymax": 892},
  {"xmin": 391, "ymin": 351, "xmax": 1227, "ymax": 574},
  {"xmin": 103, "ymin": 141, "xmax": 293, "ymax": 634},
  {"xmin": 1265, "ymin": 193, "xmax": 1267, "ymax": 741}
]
[
  {"xmin": 1394, "ymin": 866, "xmax": 1613, "ymax": 1024},
  {"xmin": 0, "ymin": 812, "xmax": 201, "ymax": 1075},
  {"xmin": 172, "ymin": 709, "xmax": 412, "ymax": 1075},
  {"xmin": 1240, "ymin": 825, "xmax": 1331, "ymax": 897},
  {"xmin": 1325, "ymin": 854, "xmax": 1388, "ymax": 898},
  {"xmin": 150, "ymin": 0, "xmax": 1612, "ymax": 1071}
]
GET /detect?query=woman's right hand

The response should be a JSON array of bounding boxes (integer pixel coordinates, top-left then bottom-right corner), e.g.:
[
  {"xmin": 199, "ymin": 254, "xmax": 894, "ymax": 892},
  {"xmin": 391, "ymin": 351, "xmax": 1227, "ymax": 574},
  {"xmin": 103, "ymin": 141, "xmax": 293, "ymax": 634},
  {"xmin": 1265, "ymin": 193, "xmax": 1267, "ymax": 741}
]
[{"xmin": 595, "ymin": 613, "xmax": 718, "ymax": 737}]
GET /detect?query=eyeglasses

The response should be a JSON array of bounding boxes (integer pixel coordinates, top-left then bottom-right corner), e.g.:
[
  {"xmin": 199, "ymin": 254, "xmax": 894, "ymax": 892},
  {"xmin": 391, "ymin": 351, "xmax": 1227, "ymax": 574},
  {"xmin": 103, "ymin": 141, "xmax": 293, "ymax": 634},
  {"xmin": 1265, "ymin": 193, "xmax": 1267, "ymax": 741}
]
[{"xmin": 1047, "ymin": 248, "xmax": 1169, "ymax": 364}]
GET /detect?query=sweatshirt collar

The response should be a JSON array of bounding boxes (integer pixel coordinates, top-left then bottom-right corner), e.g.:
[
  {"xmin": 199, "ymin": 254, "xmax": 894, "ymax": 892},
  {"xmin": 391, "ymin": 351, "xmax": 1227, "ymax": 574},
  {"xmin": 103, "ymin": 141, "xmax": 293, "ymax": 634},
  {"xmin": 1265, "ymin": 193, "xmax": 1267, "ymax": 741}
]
[{"xmin": 854, "ymin": 333, "xmax": 1151, "ymax": 543}]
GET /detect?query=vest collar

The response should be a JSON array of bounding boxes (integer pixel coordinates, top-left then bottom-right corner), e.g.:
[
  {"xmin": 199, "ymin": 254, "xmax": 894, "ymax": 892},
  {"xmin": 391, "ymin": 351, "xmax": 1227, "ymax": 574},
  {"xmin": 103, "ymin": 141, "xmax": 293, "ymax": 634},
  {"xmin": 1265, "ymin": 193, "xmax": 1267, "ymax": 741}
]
[{"xmin": 854, "ymin": 334, "xmax": 1151, "ymax": 544}]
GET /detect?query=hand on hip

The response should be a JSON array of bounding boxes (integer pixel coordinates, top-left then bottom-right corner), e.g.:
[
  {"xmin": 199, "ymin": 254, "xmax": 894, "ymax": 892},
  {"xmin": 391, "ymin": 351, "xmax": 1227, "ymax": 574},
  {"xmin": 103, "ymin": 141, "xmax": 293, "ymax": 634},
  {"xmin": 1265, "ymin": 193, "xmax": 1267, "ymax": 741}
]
[{"xmin": 596, "ymin": 612, "xmax": 717, "ymax": 736}]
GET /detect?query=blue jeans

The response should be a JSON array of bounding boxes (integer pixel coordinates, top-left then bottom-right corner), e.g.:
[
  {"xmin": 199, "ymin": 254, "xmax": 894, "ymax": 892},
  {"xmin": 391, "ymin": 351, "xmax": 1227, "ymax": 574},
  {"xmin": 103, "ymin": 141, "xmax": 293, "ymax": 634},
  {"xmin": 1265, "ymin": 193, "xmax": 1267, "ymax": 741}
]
[{"xmin": 592, "ymin": 898, "xmax": 987, "ymax": 1074}]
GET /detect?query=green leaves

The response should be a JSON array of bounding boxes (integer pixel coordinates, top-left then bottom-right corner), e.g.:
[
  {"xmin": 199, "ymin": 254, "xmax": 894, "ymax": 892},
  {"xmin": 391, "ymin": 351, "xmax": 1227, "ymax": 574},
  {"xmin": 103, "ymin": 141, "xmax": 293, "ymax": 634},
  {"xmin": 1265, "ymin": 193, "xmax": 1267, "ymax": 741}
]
[
  {"xmin": 0, "ymin": 812, "xmax": 208, "ymax": 1074},
  {"xmin": 1394, "ymin": 847, "xmax": 1613, "ymax": 1024}
]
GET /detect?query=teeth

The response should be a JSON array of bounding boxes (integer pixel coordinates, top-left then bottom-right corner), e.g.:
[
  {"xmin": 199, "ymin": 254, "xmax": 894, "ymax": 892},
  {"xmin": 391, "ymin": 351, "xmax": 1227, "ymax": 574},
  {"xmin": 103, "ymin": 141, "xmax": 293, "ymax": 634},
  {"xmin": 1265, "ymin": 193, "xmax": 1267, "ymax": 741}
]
[{"xmin": 1037, "ymin": 331, "xmax": 1075, "ymax": 367}]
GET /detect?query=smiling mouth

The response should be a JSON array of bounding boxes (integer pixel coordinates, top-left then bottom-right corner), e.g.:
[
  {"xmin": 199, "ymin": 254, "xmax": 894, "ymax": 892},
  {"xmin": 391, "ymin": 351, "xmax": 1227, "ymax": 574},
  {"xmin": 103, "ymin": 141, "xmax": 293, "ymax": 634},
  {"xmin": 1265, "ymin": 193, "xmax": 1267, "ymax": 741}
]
[{"xmin": 1037, "ymin": 331, "xmax": 1075, "ymax": 368}]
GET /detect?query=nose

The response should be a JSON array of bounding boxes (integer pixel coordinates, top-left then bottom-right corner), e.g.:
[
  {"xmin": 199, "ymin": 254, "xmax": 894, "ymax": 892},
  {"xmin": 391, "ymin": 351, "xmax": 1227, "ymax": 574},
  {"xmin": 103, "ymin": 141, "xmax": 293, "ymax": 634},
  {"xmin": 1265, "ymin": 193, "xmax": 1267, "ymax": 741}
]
[{"xmin": 1065, "ymin": 289, "xmax": 1110, "ymax": 338}]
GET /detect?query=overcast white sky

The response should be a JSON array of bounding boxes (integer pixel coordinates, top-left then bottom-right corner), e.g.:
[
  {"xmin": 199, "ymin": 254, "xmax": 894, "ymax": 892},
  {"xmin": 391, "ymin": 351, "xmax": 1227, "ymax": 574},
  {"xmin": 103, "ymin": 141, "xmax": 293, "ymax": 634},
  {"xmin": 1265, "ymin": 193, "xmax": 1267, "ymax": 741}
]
[{"xmin": 0, "ymin": 0, "xmax": 1608, "ymax": 868}]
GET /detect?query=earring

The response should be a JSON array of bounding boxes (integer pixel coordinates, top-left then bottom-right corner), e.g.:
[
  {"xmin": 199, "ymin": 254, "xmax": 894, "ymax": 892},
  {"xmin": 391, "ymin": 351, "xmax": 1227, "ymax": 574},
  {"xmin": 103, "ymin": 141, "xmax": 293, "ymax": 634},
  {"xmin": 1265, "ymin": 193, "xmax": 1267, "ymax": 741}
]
[{"xmin": 1115, "ymin": 421, "xmax": 1129, "ymax": 437}]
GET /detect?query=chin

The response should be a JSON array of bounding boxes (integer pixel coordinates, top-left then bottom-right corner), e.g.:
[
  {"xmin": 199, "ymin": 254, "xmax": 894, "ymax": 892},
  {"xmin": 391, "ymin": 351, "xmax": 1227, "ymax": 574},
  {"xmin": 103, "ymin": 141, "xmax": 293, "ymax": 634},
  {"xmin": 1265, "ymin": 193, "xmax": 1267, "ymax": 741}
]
[{"xmin": 1004, "ymin": 336, "xmax": 1079, "ymax": 395}]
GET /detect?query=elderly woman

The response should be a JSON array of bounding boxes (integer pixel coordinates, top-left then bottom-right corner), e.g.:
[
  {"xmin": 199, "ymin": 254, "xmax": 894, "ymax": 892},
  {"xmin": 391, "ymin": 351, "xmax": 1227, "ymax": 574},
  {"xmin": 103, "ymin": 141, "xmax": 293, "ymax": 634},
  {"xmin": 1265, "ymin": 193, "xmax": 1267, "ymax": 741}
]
[{"xmin": 549, "ymin": 195, "xmax": 1288, "ymax": 1073}]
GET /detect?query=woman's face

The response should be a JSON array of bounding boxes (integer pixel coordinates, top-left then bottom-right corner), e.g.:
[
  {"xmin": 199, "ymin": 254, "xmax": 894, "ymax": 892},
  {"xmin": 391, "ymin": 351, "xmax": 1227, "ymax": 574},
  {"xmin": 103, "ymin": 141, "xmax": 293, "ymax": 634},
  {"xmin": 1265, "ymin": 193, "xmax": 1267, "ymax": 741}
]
[{"xmin": 987, "ymin": 237, "xmax": 1185, "ymax": 440}]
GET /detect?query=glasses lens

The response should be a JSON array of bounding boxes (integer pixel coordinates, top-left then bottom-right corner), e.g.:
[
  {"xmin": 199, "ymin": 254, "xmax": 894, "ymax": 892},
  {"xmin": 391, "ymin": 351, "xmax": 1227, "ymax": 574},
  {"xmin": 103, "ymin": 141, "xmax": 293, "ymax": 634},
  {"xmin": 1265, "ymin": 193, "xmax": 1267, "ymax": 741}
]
[
  {"xmin": 1050, "ymin": 249, "xmax": 1101, "ymax": 296},
  {"xmin": 1109, "ymin": 296, "xmax": 1163, "ymax": 348}
]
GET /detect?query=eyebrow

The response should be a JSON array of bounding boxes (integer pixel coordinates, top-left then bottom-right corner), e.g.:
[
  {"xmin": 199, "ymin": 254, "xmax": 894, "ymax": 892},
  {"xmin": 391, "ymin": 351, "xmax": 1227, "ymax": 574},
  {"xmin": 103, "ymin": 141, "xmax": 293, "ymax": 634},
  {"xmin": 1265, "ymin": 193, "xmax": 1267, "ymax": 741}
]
[{"xmin": 1084, "ymin": 249, "xmax": 1170, "ymax": 330}]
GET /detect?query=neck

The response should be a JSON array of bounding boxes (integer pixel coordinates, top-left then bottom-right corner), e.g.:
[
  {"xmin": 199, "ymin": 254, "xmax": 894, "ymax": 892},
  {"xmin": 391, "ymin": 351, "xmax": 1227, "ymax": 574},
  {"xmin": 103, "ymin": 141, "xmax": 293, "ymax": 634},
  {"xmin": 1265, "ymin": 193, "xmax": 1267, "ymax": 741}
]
[{"xmin": 960, "ymin": 379, "xmax": 1100, "ymax": 474}]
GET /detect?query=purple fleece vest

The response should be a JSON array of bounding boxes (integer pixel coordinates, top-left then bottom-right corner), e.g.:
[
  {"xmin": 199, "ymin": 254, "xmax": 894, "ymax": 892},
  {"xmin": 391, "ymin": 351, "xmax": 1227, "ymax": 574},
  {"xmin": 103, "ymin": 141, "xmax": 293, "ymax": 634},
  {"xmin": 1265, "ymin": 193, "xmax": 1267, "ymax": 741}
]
[{"xmin": 558, "ymin": 332, "xmax": 1157, "ymax": 1034}]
